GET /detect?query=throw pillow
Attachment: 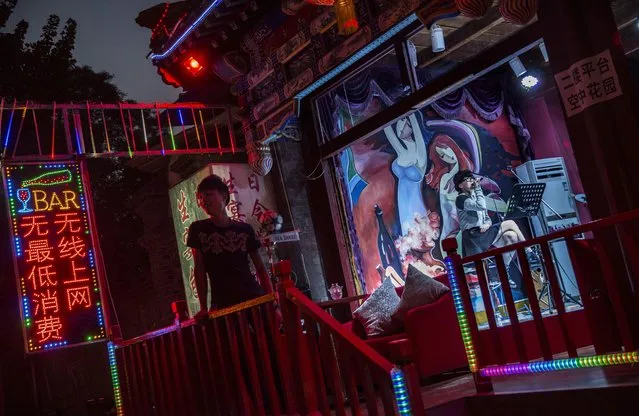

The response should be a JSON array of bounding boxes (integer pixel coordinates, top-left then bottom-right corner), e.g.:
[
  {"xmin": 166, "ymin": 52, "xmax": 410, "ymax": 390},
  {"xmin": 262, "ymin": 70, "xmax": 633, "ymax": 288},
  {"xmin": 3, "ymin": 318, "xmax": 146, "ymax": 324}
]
[
  {"xmin": 353, "ymin": 278, "xmax": 401, "ymax": 338},
  {"xmin": 393, "ymin": 264, "xmax": 449, "ymax": 322}
]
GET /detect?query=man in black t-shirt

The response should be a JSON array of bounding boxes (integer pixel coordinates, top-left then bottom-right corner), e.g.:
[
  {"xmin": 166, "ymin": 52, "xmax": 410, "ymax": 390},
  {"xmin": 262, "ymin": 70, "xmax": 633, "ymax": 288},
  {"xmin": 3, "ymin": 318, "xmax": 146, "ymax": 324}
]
[
  {"xmin": 187, "ymin": 174, "xmax": 273, "ymax": 319},
  {"xmin": 187, "ymin": 174, "xmax": 284, "ymax": 412}
]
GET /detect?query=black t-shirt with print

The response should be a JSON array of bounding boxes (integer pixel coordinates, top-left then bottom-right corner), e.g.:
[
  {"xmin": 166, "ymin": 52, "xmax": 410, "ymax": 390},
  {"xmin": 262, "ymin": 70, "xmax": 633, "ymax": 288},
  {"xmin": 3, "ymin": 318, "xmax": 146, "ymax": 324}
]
[{"xmin": 186, "ymin": 219, "xmax": 264, "ymax": 308}]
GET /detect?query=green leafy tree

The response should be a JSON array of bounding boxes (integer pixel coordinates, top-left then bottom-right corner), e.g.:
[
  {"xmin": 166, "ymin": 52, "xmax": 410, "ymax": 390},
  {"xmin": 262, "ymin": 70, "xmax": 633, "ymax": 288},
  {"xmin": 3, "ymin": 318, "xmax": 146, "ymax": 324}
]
[{"xmin": 0, "ymin": 0, "xmax": 17, "ymax": 28}]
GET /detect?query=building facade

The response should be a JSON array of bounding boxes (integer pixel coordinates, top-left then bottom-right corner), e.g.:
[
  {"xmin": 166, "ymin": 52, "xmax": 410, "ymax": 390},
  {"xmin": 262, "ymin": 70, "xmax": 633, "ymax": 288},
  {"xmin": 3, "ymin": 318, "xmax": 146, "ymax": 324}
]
[{"xmin": 139, "ymin": 0, "xmax": 639, "ymax": 337}]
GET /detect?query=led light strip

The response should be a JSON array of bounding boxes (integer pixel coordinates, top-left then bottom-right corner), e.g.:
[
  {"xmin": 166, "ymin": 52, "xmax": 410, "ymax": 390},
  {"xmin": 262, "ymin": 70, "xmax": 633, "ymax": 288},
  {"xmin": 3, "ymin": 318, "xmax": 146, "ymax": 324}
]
[
  {"xmin": 444, "ymin": 257, "xmax": 478, "ymax": 372},
  {"xmin": 108, "ymin": 342, "xmax": 124, "ymax": 415},
  {"xmin": 295, "ymin": 13, "xmax": 418, "ymax": 100},
  {"xmin": 150, "ymin": 0, "xmax": 223, "ymax": 60},
  {"xmin": 21, "ymin": 169, "xmax": 72, "ymax": 187},
  {"xmin": 481, "ymin": 351, "xmax": 639, "ymax": 377},
  {"xmin": 391, "ymin": 368, "xmax": 411, "ymax": 415}
]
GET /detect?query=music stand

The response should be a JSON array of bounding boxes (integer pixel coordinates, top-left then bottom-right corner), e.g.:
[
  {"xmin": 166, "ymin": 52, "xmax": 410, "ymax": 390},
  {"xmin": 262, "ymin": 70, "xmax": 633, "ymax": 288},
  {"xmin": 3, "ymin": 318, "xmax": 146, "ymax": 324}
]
[{"xmin": 504, "ymin": 183, "xmax": 546, "ymax": 220}]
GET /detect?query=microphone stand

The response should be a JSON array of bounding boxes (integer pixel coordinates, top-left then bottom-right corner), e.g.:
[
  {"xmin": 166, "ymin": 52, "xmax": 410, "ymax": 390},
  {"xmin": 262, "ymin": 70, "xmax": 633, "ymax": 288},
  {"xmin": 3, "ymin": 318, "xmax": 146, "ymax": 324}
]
[{"xmin": 507, "ymin": 167, "xmax": 583, "ymax": 309}]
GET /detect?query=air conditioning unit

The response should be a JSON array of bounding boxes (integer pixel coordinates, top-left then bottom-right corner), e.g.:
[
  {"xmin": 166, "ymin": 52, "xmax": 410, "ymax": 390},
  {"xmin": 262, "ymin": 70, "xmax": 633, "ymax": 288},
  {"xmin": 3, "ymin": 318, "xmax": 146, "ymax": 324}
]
[{"xmin": 515, "ymin": 157, "xmax": 581, "ymax": 236}]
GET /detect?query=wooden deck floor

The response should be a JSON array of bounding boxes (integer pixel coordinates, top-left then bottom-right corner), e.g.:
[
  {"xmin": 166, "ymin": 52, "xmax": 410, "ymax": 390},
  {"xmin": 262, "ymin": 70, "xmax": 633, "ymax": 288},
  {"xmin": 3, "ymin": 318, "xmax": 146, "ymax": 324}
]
[{"xmin": 420, "ymin": 364, "xmax": 639, "ymax": 409}]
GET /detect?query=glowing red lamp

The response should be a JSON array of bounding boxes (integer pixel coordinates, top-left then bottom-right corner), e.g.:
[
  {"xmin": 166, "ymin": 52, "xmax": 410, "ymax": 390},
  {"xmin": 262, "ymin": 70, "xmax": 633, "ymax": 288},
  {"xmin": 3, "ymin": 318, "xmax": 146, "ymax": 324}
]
[{"xmin": 185, "ymin": 57, "xmax": 204, "ymax": 75}]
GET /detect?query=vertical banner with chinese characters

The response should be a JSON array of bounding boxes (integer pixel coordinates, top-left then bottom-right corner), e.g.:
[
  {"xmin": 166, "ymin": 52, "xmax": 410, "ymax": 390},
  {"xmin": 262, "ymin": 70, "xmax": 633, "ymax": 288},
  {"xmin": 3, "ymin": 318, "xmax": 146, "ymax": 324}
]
[
  {"xmin": 169, "ymin": 164, "xmax": 277, "ymax": 316},
  {"xmin": 555, "ymin": 49, "xmax": 622, "ymax": 118},
  {"xmin": 2, "ymin": 163, "xmax": 106, "ymax": 353}
]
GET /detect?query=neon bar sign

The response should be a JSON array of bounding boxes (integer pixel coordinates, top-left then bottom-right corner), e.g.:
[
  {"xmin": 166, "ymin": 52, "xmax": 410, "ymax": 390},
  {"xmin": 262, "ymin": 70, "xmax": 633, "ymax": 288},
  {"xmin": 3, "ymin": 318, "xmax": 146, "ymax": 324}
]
[{"xmin": 3, "ymin": 163, "xmax": 105, "ymax": 353}]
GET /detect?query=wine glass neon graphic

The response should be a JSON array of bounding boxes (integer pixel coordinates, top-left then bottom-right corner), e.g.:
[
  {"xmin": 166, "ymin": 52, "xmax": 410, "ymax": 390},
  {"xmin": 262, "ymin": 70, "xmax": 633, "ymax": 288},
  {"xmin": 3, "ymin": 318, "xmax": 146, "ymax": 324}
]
[{"xmin": 16, "ymin": 188, "xmax": 34, "ymax": 213}]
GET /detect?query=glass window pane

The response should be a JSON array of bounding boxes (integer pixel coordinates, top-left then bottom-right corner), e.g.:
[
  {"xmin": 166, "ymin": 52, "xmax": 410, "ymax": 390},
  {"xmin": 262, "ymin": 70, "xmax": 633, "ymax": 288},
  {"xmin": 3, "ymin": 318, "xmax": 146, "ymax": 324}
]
[{"xmin": 314, "ymin": 50, "xmax": 410, "ymax": 144}]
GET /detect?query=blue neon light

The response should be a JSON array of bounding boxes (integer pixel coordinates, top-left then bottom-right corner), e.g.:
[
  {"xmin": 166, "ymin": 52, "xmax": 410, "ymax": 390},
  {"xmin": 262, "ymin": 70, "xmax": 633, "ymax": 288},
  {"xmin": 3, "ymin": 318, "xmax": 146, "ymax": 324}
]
[
  {"xmin": 295, "ymin": 13, "xmax": 418, "ymax": 100},
  {"xmin": 44, "ymin": 341, "xmax": 68, "ymax": 349},
  {"xmin": 150, "ymin": 0, "xmax": 223, "ymax": 60},
  {"xmin": 73, "ymin": 127, "xmax": 82, "ymax": 155},
  {"xmin": 3, "ymin": 107, "xmax": 16, "ymax": 151}
]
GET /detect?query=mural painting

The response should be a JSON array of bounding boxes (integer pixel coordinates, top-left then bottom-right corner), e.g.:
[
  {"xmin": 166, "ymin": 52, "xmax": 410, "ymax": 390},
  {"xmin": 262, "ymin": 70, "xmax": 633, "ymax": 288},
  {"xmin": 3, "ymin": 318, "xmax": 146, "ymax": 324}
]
[{"xmin": 340, "ymin": 103, "xmax": 522, "ymax": 292}]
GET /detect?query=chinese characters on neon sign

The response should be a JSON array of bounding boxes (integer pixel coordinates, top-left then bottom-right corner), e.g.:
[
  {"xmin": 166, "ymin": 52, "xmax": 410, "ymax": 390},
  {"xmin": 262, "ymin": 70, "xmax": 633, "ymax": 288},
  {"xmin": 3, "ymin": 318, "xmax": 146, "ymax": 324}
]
[{"xmin": 3, "ymin": 163, "xmax": 105, "ymax": 353}]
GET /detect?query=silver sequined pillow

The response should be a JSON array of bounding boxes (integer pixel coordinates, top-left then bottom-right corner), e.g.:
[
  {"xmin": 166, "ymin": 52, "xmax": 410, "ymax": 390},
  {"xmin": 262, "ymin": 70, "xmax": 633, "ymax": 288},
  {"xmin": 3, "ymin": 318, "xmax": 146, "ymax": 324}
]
[
  {"xmin": 393, "ymin": 264, "xmax": 449, "ymax": 322},
  {"xmin": 353, "ymin": 278, "xmax": 401, "ymax": 338}
]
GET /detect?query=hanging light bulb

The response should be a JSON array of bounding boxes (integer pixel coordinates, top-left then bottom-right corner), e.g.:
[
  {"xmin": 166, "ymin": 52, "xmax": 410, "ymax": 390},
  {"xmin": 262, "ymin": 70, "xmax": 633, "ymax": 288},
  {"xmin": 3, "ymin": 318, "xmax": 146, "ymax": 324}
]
[
  {"xmin": 431, "ymin": 24, "xmax": 445, "ymax": 53},
  {"xmin": 334, "ymin": 0, "xmax": 359, "ymax": 35},
  {"xmin": 521, "ymin": 75, "xmax": 539, "ymax": 90}
]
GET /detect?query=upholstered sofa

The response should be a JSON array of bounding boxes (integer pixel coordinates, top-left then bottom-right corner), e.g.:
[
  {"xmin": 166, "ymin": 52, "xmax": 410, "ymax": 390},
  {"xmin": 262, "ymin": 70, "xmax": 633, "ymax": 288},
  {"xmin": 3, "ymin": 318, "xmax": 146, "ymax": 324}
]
[{"xmin": 342, "ymin": 274, "xmax": 468, "ymax": 379}]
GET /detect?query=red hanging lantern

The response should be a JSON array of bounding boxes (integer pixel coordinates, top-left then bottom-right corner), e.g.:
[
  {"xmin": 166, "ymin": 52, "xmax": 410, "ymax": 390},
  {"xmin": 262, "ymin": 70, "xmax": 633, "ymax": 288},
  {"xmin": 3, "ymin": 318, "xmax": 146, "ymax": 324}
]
[
  {"xmin": 306, "ymin": 0, "xmax": 335, "ymax": 5},
  {"xmin": 499, "ymin": 0, "xmax": 538, "ymax": 25},
  {"xmin": 455, "ymin": 0, "xmax": 492, "ymax": 18},
  {"xmin": 335, "ymin": 0, "xmax": 359, "ymax": 35}
]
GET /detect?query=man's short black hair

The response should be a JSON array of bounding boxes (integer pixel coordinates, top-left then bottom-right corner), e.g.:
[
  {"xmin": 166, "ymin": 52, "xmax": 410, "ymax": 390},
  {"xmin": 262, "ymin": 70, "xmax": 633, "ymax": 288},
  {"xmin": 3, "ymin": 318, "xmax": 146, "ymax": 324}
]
[
  {"xmin": 197, "ymin": 174, "xmax": 230, "ymax": 205},
  {"xmin": 453, "ymin": 169, "xmax": 474, "ymax": 192}
]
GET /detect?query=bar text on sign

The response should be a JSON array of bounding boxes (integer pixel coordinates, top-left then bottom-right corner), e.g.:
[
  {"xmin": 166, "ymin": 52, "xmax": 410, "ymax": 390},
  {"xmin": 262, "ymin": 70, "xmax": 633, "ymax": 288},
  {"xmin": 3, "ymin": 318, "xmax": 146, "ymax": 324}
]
[{"xmin": 3, "ymin": 163, "xmax": 106, "ymax": 353}]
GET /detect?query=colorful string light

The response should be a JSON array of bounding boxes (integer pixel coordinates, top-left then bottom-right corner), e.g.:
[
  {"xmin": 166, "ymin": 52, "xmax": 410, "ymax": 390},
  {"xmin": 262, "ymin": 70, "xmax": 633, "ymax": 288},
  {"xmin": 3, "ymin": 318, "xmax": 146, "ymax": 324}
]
[
  {"xmin": 86, "ymin": 102, "xmax": 96, "ymax": 154},
  {"xmin": 108, "ymin": 342, "xmax": 124, "ymax": 415},
  {"xmin": 118, "ymin": 104, "xmax": 133, "ymax": 158},
  {"xmin": 178, "ymin": 109, "xmax": 189, "ymax": 149},
  {"xmin": 32, "ymin": 108, "xmax": 43, "ymax": 155},
  {"xmin": 391, "ymin": 368, "xmax": 411, "ymax": 415},
  {"xmin": 150, "ymin": 2, "xmax": 171, "ymax": 40},
  {"xmin": 167, "ymin": 111, "xmax": 176, "ymax": 150},
  {"xmin": 72, "ymin": 112, "xmax": 83, "ymax": 155},
  {"xmin": 444, "ymin": 257, "xmax": 478, "ymax": 372},
  {"xmin": 191, "ymin": 108, "xmax": 202, "ymax": 149},
  {"xmin": 3, "ymin": 99, "xmax": 17, "ymax": 157},
  {"xmin": 140, "ymin": 109, "xmax": 149, "ymax": 151},
  {"xmin": 101, "ymin": 109, "xmax": 111, "ymax": 153},
  {"xmin": 22, "ymin": 169, "xmax": 72, "ymax": 187},
  {"xmin": 0, "ymin": 98, "xmax": 5, "ymax": 152},
  {"xmin": 481, "ymin": 351, "xmax": 639, "ymax": 377},
  {"xmin": 150, "ymin": 0, "xmax": 222, "ymax": 60},
  {"xmin": 50, "ymin": 102, "xmax": 57, "ymax": 160},
  {"xmin": 155, "ymin": 103, "xmax": 166, "ymax": 156},
  {"xmin": 12, "ymin": 103, "xmax": 28, "ymax": 158}
]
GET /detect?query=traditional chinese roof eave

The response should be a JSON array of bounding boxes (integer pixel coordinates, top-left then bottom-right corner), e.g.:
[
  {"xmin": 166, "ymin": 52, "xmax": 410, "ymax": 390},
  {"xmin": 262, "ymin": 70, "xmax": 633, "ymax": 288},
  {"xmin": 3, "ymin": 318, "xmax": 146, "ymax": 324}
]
[
  {"xmin": 142, "ymin": 0, "xmax": 283, "ymax": 93},
  {"xmin": 148, "ymin": 0, "xmax": 280, "ymax": 65}
]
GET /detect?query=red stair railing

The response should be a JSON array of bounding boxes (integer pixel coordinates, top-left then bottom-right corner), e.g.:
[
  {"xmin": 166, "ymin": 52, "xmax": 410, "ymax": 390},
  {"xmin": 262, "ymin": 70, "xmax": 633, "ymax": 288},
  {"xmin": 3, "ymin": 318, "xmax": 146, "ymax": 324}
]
[
  {"xmin": 275, "ymin": 261, "xmax": 424, "ymax": 416},
  {"xmin": 113, "ymin": 294, "xmax": 284, "ymax": 415},
  {"xmin": 112, "ymin": 263, "xmax": 425, "ymax": 415}
]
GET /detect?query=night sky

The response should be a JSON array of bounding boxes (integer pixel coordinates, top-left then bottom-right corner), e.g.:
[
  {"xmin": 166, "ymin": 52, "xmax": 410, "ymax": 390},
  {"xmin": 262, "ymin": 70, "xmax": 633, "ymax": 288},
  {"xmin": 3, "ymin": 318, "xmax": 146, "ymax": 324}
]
[{"xmin": 6, "ymin": 0, "xmax": 179, "ymax": 103}]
